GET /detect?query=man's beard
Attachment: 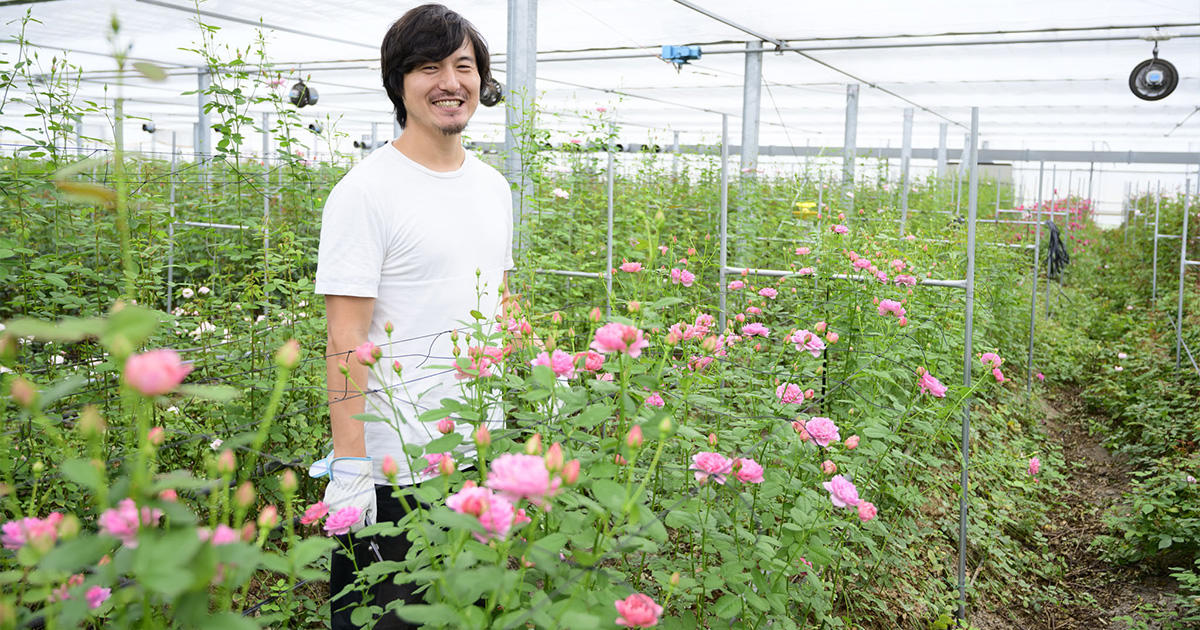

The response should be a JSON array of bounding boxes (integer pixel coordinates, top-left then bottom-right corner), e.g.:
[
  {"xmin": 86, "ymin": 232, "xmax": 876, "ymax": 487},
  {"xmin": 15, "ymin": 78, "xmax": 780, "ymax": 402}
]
[{"xmin": 440, "ymin": 121, "xmax": 467, "ymax": 136}]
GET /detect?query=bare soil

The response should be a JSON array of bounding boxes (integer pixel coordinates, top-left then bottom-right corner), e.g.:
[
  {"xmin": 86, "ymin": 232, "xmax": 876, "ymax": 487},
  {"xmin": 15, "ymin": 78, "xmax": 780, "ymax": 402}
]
[{"xmin": 977, "ymin": 393, "xmax": 1180, "ymax": 630}]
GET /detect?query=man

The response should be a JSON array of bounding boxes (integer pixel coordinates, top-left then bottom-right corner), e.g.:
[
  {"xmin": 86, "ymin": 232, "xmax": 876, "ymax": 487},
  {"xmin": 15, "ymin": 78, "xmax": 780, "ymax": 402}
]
[{"xmin": 312, "ymin": 5, "xmax": 512, "ymax": 628}]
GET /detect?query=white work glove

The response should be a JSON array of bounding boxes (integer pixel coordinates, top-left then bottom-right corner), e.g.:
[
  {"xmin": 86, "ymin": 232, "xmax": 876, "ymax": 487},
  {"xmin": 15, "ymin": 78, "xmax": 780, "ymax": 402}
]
[{"xmin": 311, "ymin": 454, "xmax": 376, "ymax": 534}]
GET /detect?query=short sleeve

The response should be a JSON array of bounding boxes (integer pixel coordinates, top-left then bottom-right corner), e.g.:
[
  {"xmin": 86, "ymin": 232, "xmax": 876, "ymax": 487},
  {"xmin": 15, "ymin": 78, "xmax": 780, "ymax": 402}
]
[
  {"xmin": 314, "ymin": 178, "xmax": 384, "ymax": 297},
  {"xmin": 502, "ymin": 178, "xmax": 515, "ymax": 271}
]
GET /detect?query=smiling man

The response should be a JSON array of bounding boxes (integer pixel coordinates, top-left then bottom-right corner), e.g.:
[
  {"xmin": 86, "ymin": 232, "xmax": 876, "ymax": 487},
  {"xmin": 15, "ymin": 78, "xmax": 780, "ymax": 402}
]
[{"xmin": 312, "ymin": 4, "xmax": 512, "ymax": 629}]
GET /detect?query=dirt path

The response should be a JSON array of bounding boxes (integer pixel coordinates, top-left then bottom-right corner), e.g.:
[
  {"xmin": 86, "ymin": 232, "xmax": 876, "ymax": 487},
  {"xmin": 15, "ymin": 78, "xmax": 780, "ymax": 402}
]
[{"xmin": 977, "ymin": 394, "xmax": 1179, "ymax": 629}]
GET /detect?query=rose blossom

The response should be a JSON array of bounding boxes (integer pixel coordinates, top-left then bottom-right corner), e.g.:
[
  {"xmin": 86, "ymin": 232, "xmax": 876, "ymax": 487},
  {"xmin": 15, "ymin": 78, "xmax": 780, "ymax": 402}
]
[
  {"xmin": 790, "ymin": 329, "xmax": 826, "ymax": 358},
  {"xmin": 776, "ymin": 382, "xmax": 802, "ymax": 404},
  {"xmin": 591, "ymin": 323, "xmax": 650, "ymax": 358},
  {"xmin": 98, "ymin": 498, "xmax": 161, "ymax": 548},
  {"xmin": 447, "ymin": 483, "xmax": 516, "ymax": 542},
  {"xmin": 821, "ymin": 460, "xmax": 837, "ymax": 475},
  {"xmin": 644, "ymin": 392, "xmax": 665, "ymax": 408},
  {"xmin": 323, "ymin": 506, "xmax": 361, "ymax": 536},
  {"xmin": 795, "ymin": 246, "xmax": 810, "ymax": 255},
  {"xmin": 979, "ymin": 352, "xmax": 1003, "ymax": 368},
  {"xmin": 823, "ymin": 475, "xmax": 861, "ymax": 508},
  {"xmin": 575, "ymin": 350, "xmax": 605, "ymax": 372},
  {"xmin": 691, "ymin": 452, "xmax": 734, "ymax": 485},
  {"xmin": 124, "ymin": 350, "xmax": 193, "ymax": 396},
  {"xmin": 531, "ymin": 349, "xmax": 576, "ymax": 379},
  {"xmin": 917, "ymin": 368, "xmax": 947, "ymax": 398},
  {"xmin": 831, "ymin": 224, "xmax": 849, "ymax": 234},
  {"xmin": 728, "ymin": 280, "xmax": 745, "ymax": 290},
  {"xmin": 758, "ymin": 287, "xmax": 778, "ymax": 299},
  {"xmin": 614, "ymin": 593, "xmax": 663, "ymax": 628},
  {"xmin": 877, "ymin": 299, "xmax": 906, "ymax": 318},
  {"xmin": 619, "ymin": 261, "xmax": 643, "ymax": 273},
  {"xmin": 845, "ymin": 435, "xmax": 860, "ymax": 450},
  {"xmin": 487, "ymin": 454, "xmax": 561, "ymax": 506},
  {"xmin": 1, "ymin": 512, "xmax": 63, "ymax": 551},
  {"xmin": 805, "ymin": 417, "xmax": 840, "ymax": 447},
  {"xmin": 894, "ymin": 274, "xmax": 917, "ymax": 287},
  {"xmin": 857, "ymin": 501, "xmax": 878, "ymax": 522},
  {"xmin": 299, "ymin": 501, "xmax": 328, "ymax": 525},
  {"xmin": 734, "ymin": 458, "xmax": 764, "ymax": 483},
  {"xmin": 741, "ymin": 322, "xmax": 769, "ymax": 338},
  {"xmin": 421, "ymin": 453, "xmax": 454, "ymax": 477},
  {"xmin": 86, "ymin": 586, "xmax": 111, "ymax": 610},
  {"xmin": 1028, "ymin": 457, "xmax": 1040, "ymax": 476}
]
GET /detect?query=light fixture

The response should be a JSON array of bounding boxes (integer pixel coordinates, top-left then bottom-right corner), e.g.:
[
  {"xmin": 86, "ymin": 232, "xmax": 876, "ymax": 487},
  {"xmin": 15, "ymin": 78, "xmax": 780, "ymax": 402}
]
[
  {"xmin": 480, "ymin": 78, "xmax": 503, "ymax": 106},
  {"xmin": 308, "ymin": 122, "xmax": 323, "ymax": 134},
  {"xmin": 289, "ymin": 80, "xmax": 319, "ymax": 108},
  {"xmin": 661, "ymin": 45, "xmax": 702, "ymax": 72},
  {"xmin": 1130, "ymin": 38, "xmax": 1178, "ymax": 101},
  {"xmin": 141, "ymin": 122, "xmax": 156, "ymax": 133}
]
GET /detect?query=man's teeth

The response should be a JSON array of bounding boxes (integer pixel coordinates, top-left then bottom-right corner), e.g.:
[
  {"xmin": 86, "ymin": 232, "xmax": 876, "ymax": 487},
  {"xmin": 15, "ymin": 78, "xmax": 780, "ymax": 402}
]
[{"xmin": 433, "ymin": 100, "xmax": 463, "ymax": 108}]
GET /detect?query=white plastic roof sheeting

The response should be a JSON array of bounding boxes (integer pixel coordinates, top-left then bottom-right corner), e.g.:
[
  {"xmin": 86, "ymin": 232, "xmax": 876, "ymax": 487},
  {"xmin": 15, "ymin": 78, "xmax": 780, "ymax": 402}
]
[{"xmin": 2, "ymin": 0, "xmax": 1199, "ymax": 221}]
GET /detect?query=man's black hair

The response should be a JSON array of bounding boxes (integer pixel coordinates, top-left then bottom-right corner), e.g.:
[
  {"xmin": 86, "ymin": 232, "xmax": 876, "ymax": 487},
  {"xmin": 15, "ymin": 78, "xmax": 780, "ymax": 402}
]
[{"xmin": 381, "ymin": 4, "xmax": 495, "ymax": 129}]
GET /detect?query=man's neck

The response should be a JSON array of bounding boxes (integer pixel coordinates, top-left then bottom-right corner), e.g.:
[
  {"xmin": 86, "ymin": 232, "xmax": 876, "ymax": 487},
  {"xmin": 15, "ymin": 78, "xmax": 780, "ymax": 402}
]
[{"xmin": 392, "ymin": 126, "xmax": 465, "ymax": 172}]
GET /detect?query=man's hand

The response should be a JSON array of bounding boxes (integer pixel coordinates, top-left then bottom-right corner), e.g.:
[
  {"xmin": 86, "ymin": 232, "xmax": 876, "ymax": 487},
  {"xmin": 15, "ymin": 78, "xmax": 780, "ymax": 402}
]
[{"xmin": 321, "ymin": 457, "xmax": 377, "ymax": 533}]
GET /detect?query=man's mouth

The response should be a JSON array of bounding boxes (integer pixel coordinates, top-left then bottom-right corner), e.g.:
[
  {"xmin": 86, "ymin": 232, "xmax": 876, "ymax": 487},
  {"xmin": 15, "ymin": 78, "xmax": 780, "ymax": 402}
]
[{"xmin": 433, "ymin": 99, "xmax": 464, "ymax": 109}]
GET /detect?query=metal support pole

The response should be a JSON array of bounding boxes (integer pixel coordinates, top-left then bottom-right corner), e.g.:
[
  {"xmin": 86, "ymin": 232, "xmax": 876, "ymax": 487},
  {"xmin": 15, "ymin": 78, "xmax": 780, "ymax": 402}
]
[
  {"xmin": 957, "ymin": 105, "xmax": 979, "ymax": 625},
  {"xmin": 1027, "ymin": 161, "xmax": 1044, "ymax": 394},
  {"xmin": 167, "ymin": 130, "xmax": 177, "ymax": 313},
  {"xmin": 1124, "ymin": 182, "xmax": 1131, "ymax": 244},
  {"xmin": 739, "ymin": 41, "xmax": 763, "ymax": 174},
  {"xmin": 197, "ymin": 67, "xmax": 211, "ymax": 162},
  {"xmin": 262, "ymin": 113, "xmax": 271, "ymax": 305},
  {"xmin": 1153, "ymin": 182, "xmax": 1162, "ymax": 300},
  {"xmin": 672, "ymin": 130, "xmax": 681, "ymax": 176},
  {"xmin": 605, "ymin": 138, "xmax": 614, "ymax": 318},
  {"xmin": 899, "ymin": 107, "xmax": 913, "ymax": 235},
  {"xmin": 719, "ymin": 115, "xmax": 730, "ymax": 333},
  {"xmin": 73, "ymin": 114, "xmax": 83, "ymax": 157},
  {"xmin": 1087, "ymin": 162, "xmax": 1094, "ymax": 206},
  {"xmin": 842, "ymin": 84, "xmax": 859, "ymax": 186},
  {"xmin": 936, "ymin": 123, "xmax": 948, "ymax": 179},
  {"xmin": 1178, "ymin": 177, "xmax": 1192, "ymax": 369},
  {"xmin": 504, "ymin": 0, "xmax": 538, "ymax": 257}
]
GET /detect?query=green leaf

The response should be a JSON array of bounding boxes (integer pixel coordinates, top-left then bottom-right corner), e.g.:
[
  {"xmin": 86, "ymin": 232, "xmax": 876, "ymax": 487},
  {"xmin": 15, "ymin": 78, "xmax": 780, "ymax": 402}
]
[
  {"xmin": 177, "ymin": 384, "xmax": 240, "ymax": 402},
  {"xmin": 390, "ymin": 603, "xmax": 461, "ymax": 625},
  {"xmin": 4, "ymin": 316, "xmax": 104, "ymax": 342},
  {"xmin": 39, "ymin": 536, "xmax": 112, "ymax": 572},
  {"xmin": 132, "ymin": 61, "xmax": 168, "ymax": 81},
  {"xmin": 559, "ymin": 611, "xmax": 601, "ymax": 629},
  {"xmin": 197, "ymin": 612, "xmax": 258, "ymax": 630},
  {"xmin": 590, "ymin": 479, "xmax": 626, "ymax": 514},
  {"xmin": 61, "ymin": 458, "xmax": 104, "ymax": 490},
  {"xmin": 423, "ymin": 432, "xmax": 463, "ymax": 454},
  {"xmin": 712, "ymin": 593, "xmax": 742, "ymax": 619}
]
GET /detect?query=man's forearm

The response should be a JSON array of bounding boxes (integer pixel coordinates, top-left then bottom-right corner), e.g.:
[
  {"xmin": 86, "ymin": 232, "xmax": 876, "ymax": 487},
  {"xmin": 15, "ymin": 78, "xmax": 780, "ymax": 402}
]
[{"xmin": 327, "ymin": 337, "xmax": 369, "ymax": 458}]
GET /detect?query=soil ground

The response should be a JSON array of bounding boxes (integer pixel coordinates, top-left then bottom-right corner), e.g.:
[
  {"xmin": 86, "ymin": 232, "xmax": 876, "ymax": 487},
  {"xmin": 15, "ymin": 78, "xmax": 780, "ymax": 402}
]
[{"xmin": 976, "ymin": 392, "xmax": 1180, "ymax": 630}]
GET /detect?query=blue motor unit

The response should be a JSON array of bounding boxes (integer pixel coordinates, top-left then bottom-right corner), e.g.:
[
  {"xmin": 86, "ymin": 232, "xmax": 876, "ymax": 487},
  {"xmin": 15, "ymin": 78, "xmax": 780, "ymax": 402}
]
[{"xmin": 661, "ymin": 45, "xmax": 702, "ymax": 69}]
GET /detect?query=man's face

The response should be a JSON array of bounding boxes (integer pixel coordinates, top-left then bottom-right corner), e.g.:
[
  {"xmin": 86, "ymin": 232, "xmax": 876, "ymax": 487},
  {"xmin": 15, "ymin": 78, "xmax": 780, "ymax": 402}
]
[{"xmin": 402, "ymin": 39, "xmax": 480, "ymax": 137}]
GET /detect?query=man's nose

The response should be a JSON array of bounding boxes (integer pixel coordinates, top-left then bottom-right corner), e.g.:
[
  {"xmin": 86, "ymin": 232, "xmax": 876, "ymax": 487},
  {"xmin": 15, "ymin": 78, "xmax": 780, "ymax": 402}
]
[{"xmin": 437, "ymin": 67, "xmax": 462, "ymax": 92}]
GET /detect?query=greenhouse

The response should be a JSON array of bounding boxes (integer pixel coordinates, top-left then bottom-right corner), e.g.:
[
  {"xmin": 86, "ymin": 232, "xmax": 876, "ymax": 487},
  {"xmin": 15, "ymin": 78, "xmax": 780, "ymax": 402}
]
[{"xmin": 0, "ymin": 0, "xmax": 1198, "ymax": 628}]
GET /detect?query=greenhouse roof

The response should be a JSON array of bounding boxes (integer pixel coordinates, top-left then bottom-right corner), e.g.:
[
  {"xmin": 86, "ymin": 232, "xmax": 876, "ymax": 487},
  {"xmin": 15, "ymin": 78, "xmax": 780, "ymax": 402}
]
[{"xmin": 2, "ymin": 0, "xmax": 1198, "ymax": 158}]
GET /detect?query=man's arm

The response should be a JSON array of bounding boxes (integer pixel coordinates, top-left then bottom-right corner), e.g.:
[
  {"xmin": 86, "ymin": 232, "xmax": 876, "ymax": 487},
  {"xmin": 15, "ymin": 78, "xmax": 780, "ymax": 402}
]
[{"xmin": 325, "ymin": 295, "xmax": 376, "ymax": 458}]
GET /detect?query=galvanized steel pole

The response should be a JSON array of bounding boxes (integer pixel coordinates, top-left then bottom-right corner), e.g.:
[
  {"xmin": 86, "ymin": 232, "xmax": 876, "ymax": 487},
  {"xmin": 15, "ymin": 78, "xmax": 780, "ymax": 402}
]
[
  {"xmin": 719, "ymin": 115, "xmax": 730, "ymax": 333},
  {"xmin": 1178, "ymin": 178, "xmax": 1192, "ymax": 370},
  {"xmin": 1027, "ymin": 161, "xmax": 1044, "ymax": 394},
  {"xmin": 262, "ymin": 113, "xmax": 271, "ymax": 307},
  {"xmin": 740, "ymin": 42, "xmax": 762, "ymax": 173},
  {"xmin": 1153, "ymin": 182, "xmax": 1162, "ymax": 300},
  {"xmin": 957, "ymin": 106, "xmax": 979, "ymax": 626},
  {"xmin": 936, "ymin": 123, "xmax": 948, "ymax": 180},
  {"xmin": 504, "ymin": 0, "xmax": 537, "ymax": 257},
  {"xmin": 842, "ymin": 84, "xmax": 859, "ymax": 187},
  {"xmin": 167, "ymin": 130, "xmax": 177, "ymax": 313},
  {"xmin": 606, "ymin": 136, "xmax": 614, "ymax": 318},
  {"xmin": 899, "ymin": 107, "xmax": 913, "ymax": 235}
]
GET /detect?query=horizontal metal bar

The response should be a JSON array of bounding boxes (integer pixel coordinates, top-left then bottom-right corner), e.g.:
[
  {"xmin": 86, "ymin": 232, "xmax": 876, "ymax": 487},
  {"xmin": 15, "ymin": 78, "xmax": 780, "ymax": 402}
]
[
  {"xmin": 534, "ymin": 268, "xmax": 606, "ymax": 280},
  {"xmin": 471, "ymin": 142, "xmax": 1200, "ymax": 165},
  {"xmin": 1156, "ymin": 234, "xmax": 1182, "ymax": 239},
  {"xmin": 175, "ymin": 221, "xmax": 251, "ymax": 230},
  {"xmin": 1187, "ymin": 260, "xmax": 1200, "ymax": 267},
  {"xmin": 728, "ymin": 266, "xmax": 967, "ymax": 289}
]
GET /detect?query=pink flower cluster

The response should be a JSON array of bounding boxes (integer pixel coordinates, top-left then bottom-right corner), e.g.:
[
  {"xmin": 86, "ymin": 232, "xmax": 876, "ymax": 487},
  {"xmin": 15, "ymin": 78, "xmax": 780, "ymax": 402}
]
[
  {"xmin": 574, "ymin": 350, "xmax": 605, "ymax": 373},
  {"xmin": 1, "ymin": 512, "xmax": 63, "ymax": 551},
  {"xmin": 741, "ymin": 322, "xmax": 769, "ymax": 338},
  {"xmin": 98, "ymin": 498, "xmax": 162, "ymax": 548},
  {"xmin": 804, "ymin": 417, "xmax": 840, "ymax": 447},
  {"xmin": 831, "ymin": 224, "xmax": 849, "ymax": 234},
  {"xmin": 487, "ymin": 453, "xmax": 561, "ymax": 508},
  {"xmin": 691, "ymin": 452, "xmax": 764, "ymax": 485},
  {"xmin": 979, "ymin": 352, "xmax": 1002, "ymax": 368},
  {"xmin": 877, "ymin": 299, "xmax": 906, "ymax": 318},
  {"xmin": 591, "ymin": 323, "xmax": 650, "ymax": 358},
  {"xmin": 619, "ymin": 260, "xmax": 643, "ymax": 273},
  {"xmin": 669, "ymin": 268, "xmax": 695, "ymax": 287},
  {"xmin": 894, "ymin": 274, "xmax": 917, "ymax": 287},
  {"xmin": 324, "ymin": 506, "xmax": 362, "ymax": 536},
  {"xmin": 758, "ymin": 287, "xmax": 778, "ymax": 299},
  {"xmin": 667, "ymin": 313, "xmax": 715, "ymax": 344},
  {"xmin": 644, "ymin": 392, "xmax": 665, "ymax": 408},
  {"xmin": 789, "ymin": 329, "xmax": 826, "ymax": 358},
  {"xmin": 776, "ymin": 382, "xmax": 803, "ymax": 404},
  {"xmin": 531, "ymin": 348, "xmax": 576, "ymax": 379},
  {"xmin": 446, "ymin": 482, "xmax": 521, "ymax": 542},
  {"xmin": 917, "ymin": 368, "xmax": 947, "ymax": 398}
]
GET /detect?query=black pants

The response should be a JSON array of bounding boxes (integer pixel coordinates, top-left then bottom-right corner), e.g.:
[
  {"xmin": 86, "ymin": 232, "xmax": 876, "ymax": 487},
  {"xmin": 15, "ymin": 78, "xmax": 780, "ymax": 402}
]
[{"xmin": 330, "ymin": 485, "xmax": 423, "ymax": 630}]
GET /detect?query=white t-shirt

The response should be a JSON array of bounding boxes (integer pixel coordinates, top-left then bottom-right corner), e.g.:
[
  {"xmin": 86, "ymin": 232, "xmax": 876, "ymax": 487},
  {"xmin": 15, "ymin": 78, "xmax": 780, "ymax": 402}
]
[{"xmin": 315, "ymin": 143, "xmax": 513, "ymax": 484}]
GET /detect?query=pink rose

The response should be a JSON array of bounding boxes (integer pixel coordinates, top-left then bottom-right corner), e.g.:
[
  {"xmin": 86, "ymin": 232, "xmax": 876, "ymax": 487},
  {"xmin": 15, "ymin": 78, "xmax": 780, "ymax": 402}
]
[
  {"xmin": 822, "ymin": 474, "xmax": 861, "ymax": 508},
  {"xmin": 857, "ymin": 501, "xmax": 877, "ymax": 522},
  {"xmin": 821, "ymin": 459, "xmax": 837, "ymax": 475},
  {"xmin": 437, "ymin": 418, "xmax": 456, "ymax": 434},
  {"xmin": 124, "ymin": 350, "xmax": 193, "ymax": 396},
  {"xmin": 670, "ymin": 268, "xmax": 696, "ymax": 287},
  {"xmin": 741, "ymin": 323, "xmax": 769, "ymax": 338},
  {"xmin": 85, "ymin": 586, "xmax": 111, "ymax": 610},
  {"xmin": 591, "ymin": 323, "xmax": 650, "ymax": 358},
  {"xmin": 1, "ymin": 512, "xmax": 63, "ymax": 551},
  {"xmin": 877, "ymin": 299, "xmax": 906, "ymax": 318},
  {"xmin": 797, "ymin": 267, "xmax": 815, "ymax": 276},
  {"xmin": 575, "ymin": 350, "xmax": 605, "ymax": 372},
  {"xmin": 323, "ymin": 506, "xmax": 361, "ymax": 536},
  {"xmin": 979, "ymin": 352, "xmax": 1002, "ymax": 368},
  {"xmin": 805, "ymin": 417, "xmax": 840, "ymax": 447},
  {"xmin": 1028, "ymin": 457, "xmax": 1040, "ymax": 476},
  {"xmin": 845, "ymin": 435, "xmax": 860, "ymax": 450},
  {"xmin": 487, "ymin": 454, "xmax": 560, "ymax": 506},
  {"xmin": 895, "ymin": 274, "xmax": 917, "ymax": 287},
  {"xmin": 728, "ymin": 280, "xmax": 745, "ymax": 290},
  {"xmin": 992, "ymin": 367, "xmax": 1006, "ymax": 383},
  {"xmin": 619, "ymin": 261, "xmax": 643, "ymax": 273},
  {"xmin": 531, "ymin": 349, "xmax": 576, "ymax": 379},
  {"xmin": 691, "ymin": 452, "xmax": 734, "ymax": 485},
  {"xmin": 795, "ymin": 247, "xmax": 810, "ymax": 255},
  {"xmin": 776, "ymin": 383, "xmax": 802, "ymax": 404},
  {"xmin": 98, "ymin": 498, "xmax": 159, "ymax": 548},
  {"xmin": 354, "ymin": 341, "xmax": 381, "ymax": 366},
  {"xmin": 734, "ymin": 458, "xmax": 764, "ymax": 483},
  {"xmin": 758, "ymin": 287, "xmax": 778, "ymax": 299},
  {"xmin": 790, "ymin": 329, "xmax": 826, "ymax": 358},
  {"xmin": 644, "ymin": 392, "xmax": 665, "ymax": 408},
  {"xmin": 917, "ymin": 368, "xmax": 947, "ymax": 398},
  {"xmin": 447, "ymin": 484, "xmax": 516, "ymax": 542},
  {"xmin": 299, "ymin": 501, "xmax": 328, "ymax": 525},
  {"xmin": 614, "ymin": 593, "xmax": 663, "ymax": 628},
  {"xmin": 831, "ymin": 224, "xmax": 849, "ymax": 234},
  {"xmin": 421, "ymin": 453, "xmax": 454, "ymax": 477}
]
